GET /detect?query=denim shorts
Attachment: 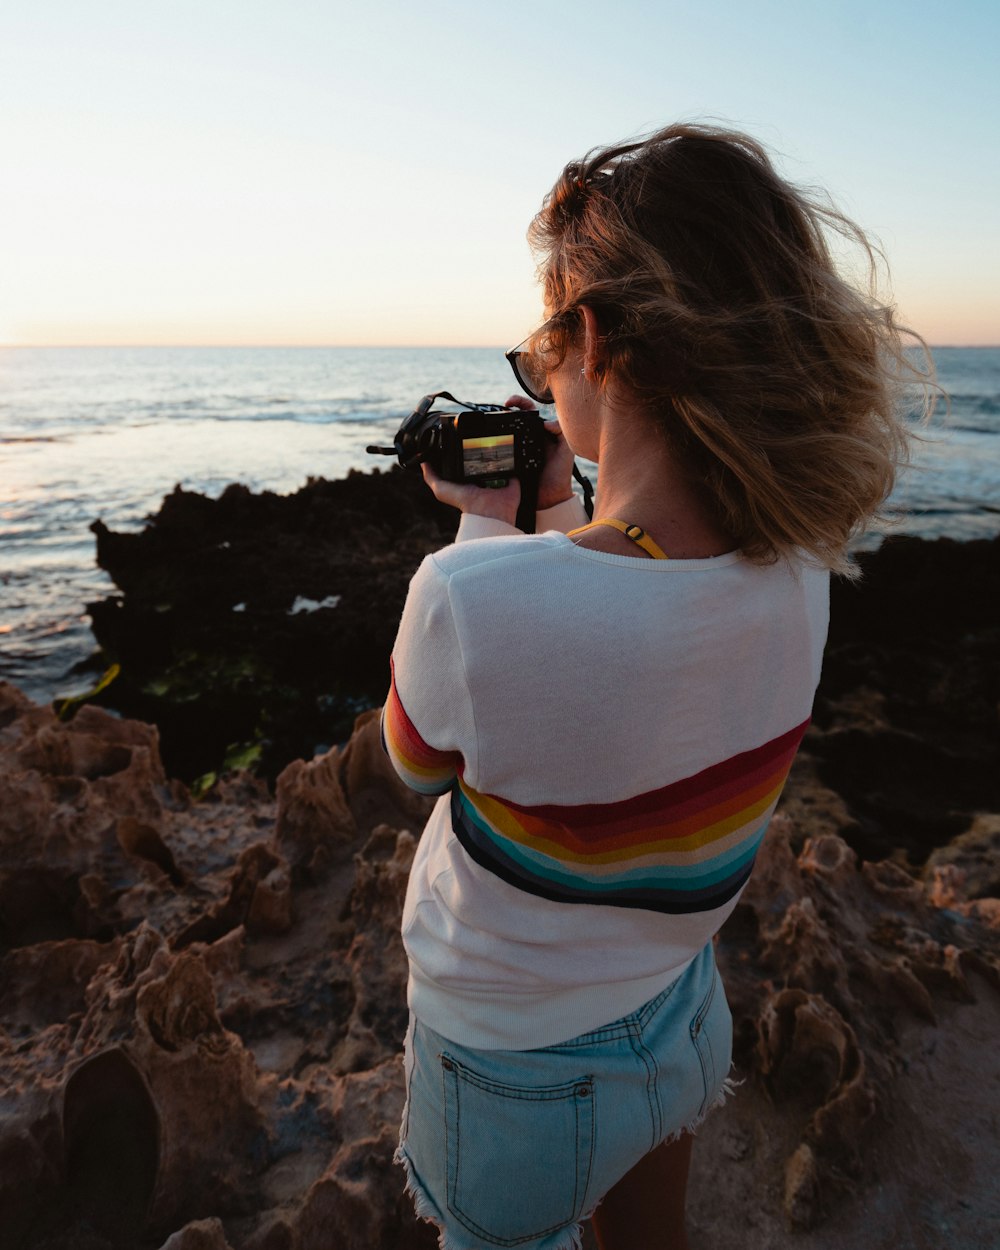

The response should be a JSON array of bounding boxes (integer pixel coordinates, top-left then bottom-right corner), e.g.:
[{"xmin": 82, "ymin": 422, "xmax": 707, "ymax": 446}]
[{"xmin": 396, "ymin": 941, "xmax": 733, "ymax": 1250}]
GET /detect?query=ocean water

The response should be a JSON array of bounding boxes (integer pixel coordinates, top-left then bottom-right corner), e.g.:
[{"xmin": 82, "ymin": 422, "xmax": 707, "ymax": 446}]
[{"xmin": 1, "ymin": 345, "xmax": 998, "ymax": 703}]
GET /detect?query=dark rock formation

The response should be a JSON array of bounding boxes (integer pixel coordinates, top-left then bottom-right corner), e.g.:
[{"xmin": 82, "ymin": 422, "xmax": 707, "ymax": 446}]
[
  {"xmin": 84, "ymin": 476, "xmax": 1000, "ymax": 860},
  {"xmin": 83, "ymin": 477, "xmax": 999, "ymax": 881},
  {"xmin": 85, "ymin": 469, "xmax": 458, "ymax": 781},
  {"xmin": 811, "ymin": 534, "xmax": 1000, "ymax": 869}
]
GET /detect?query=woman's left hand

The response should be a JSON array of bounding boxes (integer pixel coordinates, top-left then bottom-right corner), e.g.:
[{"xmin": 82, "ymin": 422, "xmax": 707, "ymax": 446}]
[
  {"xmin": 503, "ymin": 395, "xmax": 576, "ymax": 512},
  {"xmin": 537, "ymin": 418, "xmax": 576, "ymax": 511},
  {"xmin": 421, "ymin": 462, "xmax": 521, "ymax": 527}
]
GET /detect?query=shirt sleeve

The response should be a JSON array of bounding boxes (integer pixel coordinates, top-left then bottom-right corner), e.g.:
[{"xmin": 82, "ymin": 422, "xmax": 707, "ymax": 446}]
[
  {"xmin": 455, "ymin": 513, "xmax": 521, "ymax": 543},
  {"xmin": 381, "ymin": 555, "xmax": 476, "ymax": 795},
  {"xmin": 453, "ymin": 495, "xmax": 590, "ymax": 545}
]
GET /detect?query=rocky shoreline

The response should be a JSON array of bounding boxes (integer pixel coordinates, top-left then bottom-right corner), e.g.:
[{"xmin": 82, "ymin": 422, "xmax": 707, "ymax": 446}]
[
  {"xmin": 84, "ymin": 470, "xmax": 459, "ymax": 783},
  {"xmin": 79, "ymin": 473, "xmax": 1000, "ymax": 877},
  {"xmin": 2, "ymin": 474, "xmax": 999, "ymax": 1248}
]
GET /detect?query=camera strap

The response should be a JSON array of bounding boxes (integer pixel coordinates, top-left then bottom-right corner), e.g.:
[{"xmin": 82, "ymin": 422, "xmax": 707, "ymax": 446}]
[
  {"xmin": 571, "ymin": 463, "xmax": 595, "ymax": 519},
  {"xmin": 407, "ymin": 391, "xmax": 508, "ymax": 422}
]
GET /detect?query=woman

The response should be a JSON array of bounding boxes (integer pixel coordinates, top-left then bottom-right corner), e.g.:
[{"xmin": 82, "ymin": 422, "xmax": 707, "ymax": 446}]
[{"xmin": 382, "ymin": 123, "xmax": 930, "ymax": 1250}]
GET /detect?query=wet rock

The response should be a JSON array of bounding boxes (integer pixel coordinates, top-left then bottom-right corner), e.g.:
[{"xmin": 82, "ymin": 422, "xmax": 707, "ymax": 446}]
[
  {"xmin": 85, "ymin": 470, "xmax": 459, "ymax": 781},
  {"xmin": 812, "ymin": 534, "xmax": 1000, "ymax": 868},
  {"xmin": 82, "ymin": 490, "xmax": 1000, "ymax": 827}
]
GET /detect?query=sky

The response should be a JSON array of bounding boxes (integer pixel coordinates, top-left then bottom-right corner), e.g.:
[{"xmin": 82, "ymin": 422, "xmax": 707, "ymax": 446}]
[{"xmin": 1, "ymin": 0, "xmax": 997, "ymax": 347}]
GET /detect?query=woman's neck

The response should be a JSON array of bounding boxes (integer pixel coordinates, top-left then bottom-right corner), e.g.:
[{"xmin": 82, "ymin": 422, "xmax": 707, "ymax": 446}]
[{"xmin": 582, "ymin": 414, "xmax": 734, "ymax": 560}]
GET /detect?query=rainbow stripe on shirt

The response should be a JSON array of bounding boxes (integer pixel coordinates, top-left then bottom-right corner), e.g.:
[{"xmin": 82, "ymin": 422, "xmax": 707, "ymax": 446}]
[
  {"xmin": 383, "ymin": 663, "xmax": 808, "ymax": 914},
  {"xmin": 381, "ymin": 659, "xmax": 463, "ymax": 795},
  {"xmin": 449, "ymin": 720, "xmax": 809, "ymax": 915}
]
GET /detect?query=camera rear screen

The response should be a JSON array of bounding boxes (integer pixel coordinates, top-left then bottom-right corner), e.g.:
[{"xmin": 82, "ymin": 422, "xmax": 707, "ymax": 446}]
[{"xmin": 462, "ymin": 433, "xmax": 516, "ymax": 477}]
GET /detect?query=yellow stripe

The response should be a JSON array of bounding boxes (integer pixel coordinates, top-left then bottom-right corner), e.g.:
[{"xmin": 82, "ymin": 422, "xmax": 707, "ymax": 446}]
[{"xmin": 463, "ymin": 780, "xmax": 784, "ymax": 864}]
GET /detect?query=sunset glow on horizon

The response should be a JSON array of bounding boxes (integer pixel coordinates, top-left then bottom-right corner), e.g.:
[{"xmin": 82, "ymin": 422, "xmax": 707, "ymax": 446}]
[{"xmin": 2, "ymin": 1, "xmax": 997, "ymax": 350}]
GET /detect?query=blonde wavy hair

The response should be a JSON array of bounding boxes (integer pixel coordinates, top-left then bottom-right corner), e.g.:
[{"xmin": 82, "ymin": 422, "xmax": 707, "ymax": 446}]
[{"xmin": 527, "ymin": 123, "xmax": 936, "ymax": 575}]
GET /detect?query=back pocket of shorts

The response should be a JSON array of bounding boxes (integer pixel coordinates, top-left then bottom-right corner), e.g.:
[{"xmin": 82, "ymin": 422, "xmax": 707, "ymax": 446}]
[{"xmin": 440, "ymin": 1053, "xmax": 594, "ymax": 1246}]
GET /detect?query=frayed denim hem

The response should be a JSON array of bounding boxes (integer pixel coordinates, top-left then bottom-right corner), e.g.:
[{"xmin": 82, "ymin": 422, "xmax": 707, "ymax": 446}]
[
  {"xmin": 394, "ymin": 1142, "xmax": 593, "ymax": 1250},
  {"xmin": 646, "ymin": 1068, "xmax": 741, "ymax": 1153}
]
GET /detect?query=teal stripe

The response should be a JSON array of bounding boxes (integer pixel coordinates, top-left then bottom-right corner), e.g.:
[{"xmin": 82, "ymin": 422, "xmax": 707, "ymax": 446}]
[{"xmin": 456, "ymin": 790, "xmax": 769, "ymax": 895}]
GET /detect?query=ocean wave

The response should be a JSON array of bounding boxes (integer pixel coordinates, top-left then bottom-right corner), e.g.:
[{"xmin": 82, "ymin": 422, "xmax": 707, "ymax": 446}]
[
  {"xmin": 949, "ymin": 393, "xmax": 1000, "ymax": 416},
  {"xmin": 162, "ymin": 407, "xmax": 402, "ymax": 426},
  {"xmin": 949, "ymin": 422, "xmax": 1000, "ymax": 436}
]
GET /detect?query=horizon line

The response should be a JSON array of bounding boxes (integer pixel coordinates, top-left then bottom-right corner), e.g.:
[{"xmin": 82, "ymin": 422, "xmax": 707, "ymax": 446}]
[
  {"xmin": 0, "ymin": 342, "xmax": 513, "ymax": 351},
  {"xmin": 2, "ymin": 341, "xmax": 997, "ymax": 351}
]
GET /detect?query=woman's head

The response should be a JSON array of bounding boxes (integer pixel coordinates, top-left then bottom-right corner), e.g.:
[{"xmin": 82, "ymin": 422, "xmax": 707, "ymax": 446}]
[{"xmin": 525, "ymin": 123, "xmax": 935, "ymax": 574}]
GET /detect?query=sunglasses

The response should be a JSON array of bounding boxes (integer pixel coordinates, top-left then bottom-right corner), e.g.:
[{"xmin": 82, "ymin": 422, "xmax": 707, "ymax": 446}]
[{"xmin": 504, "ymin": 323, "xmax": 556, "ymax": 407}]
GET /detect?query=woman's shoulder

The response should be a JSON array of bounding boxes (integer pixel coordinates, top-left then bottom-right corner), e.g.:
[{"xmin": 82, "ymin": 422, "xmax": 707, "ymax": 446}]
[{"xmin": 427, "ymin": 529, "xmax": 569, "ymax": 580}]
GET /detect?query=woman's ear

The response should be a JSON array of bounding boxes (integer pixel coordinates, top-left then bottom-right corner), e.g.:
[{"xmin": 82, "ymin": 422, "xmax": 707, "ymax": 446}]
[{"xmin": 580, "ymin": 305, "xmax": 607, "ymax": 380}]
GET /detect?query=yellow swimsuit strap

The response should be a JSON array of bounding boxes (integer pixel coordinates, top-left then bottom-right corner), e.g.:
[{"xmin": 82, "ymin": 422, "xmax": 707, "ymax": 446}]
[{"xmin": 567, "ymin": 518, "xmax": 669, "ymax": 560}]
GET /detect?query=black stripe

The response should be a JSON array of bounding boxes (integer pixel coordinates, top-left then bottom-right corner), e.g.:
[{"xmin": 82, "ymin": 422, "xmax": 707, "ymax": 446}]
[{"xmin": 450, "ymin": 788, "xmax": 755, "ymax": 916}]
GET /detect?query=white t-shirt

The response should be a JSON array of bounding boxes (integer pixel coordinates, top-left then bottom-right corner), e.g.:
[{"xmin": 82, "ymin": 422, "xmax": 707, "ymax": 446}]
[{"xmin": 383, "ymin": 502, "xmax": 829, "ymax": 1049}]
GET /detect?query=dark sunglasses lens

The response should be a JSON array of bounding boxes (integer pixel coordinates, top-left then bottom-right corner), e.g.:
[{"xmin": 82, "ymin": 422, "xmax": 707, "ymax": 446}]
[{"xmin": 509, "ymin": 349, "xmax": 553, "ymax": 406}]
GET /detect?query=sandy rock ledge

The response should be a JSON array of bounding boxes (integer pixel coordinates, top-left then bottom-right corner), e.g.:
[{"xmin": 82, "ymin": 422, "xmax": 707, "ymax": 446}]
[{"xmin": 2, "ymin": 680, "xmax": 999, "ymax": 1250}]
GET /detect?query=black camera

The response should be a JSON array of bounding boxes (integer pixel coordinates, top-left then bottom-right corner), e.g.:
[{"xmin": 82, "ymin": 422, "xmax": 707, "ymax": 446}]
[{"xmin": 367, "ymin": 392, "xmax": 546, "ymax": 532}]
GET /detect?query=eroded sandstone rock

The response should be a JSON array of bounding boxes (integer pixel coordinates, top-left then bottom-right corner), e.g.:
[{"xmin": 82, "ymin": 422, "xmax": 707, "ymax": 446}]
[
  {"xmin": 3, "ymin": 670, "xmax": 999, "ymax": 1248},
  {"xmin": 275, "ymin": 749, "xmax": 357, "ymax": 878},
  {"xmin": 0, "ymin": 687, "xmax": 434, "ymax": 1249},
  {"xmin": 712, "ymin": 806, "xmax": 1000, "ymax": 1234}
]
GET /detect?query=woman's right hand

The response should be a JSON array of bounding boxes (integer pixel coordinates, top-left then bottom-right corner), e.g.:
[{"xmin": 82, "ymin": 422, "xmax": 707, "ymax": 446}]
[{"xmin": 421, "ymin": 462, "xmax": 521, "ymax": 527}]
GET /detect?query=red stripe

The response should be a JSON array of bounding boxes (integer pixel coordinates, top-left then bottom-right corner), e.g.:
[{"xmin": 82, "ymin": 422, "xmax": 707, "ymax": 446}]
[
  {"xmin": 491, "ymin": 720, "xmax": 809, "ymax": 830},
  {"xmin": 513, "ymin": 748, "xmax": 798, "ymax": 849},
  {"xmin": 387, "ymin": 658, "xmax": 461, "ymax": 771},
  {"xmin": 508, "ymin": 762, "xmax": 790, "ymax": 854}
]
